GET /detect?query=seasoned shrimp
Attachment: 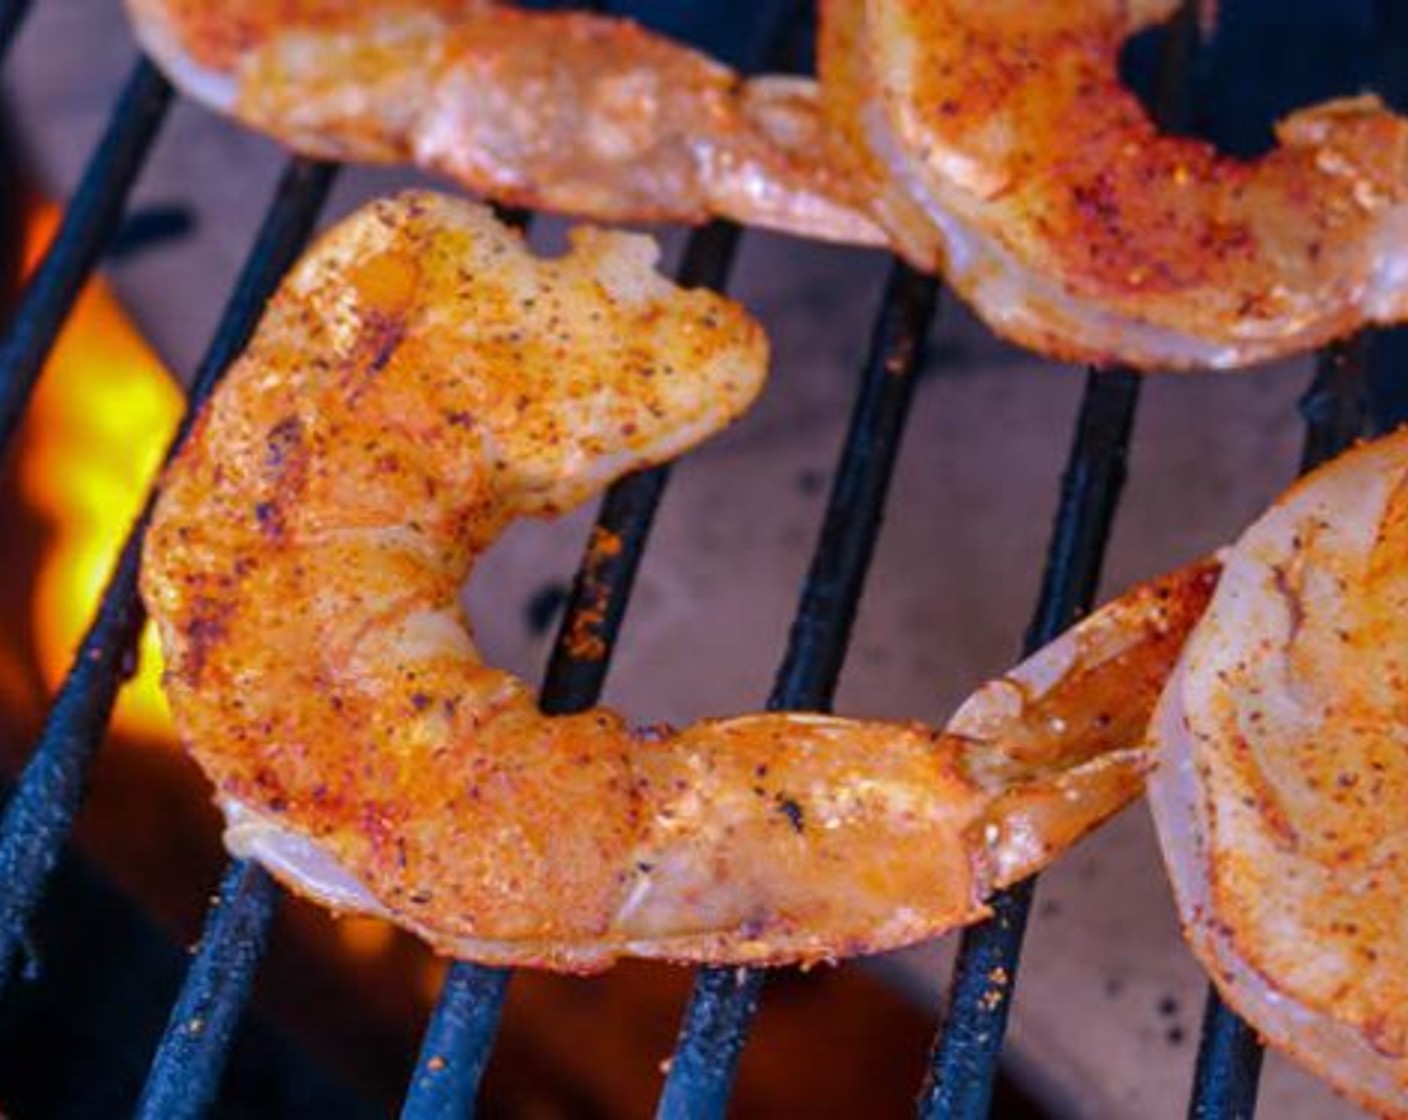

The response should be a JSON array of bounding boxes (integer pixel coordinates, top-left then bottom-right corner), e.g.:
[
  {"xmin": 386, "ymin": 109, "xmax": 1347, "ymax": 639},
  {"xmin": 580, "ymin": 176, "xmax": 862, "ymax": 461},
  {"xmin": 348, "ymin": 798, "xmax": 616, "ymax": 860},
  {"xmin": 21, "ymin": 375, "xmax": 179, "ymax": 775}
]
[
  {"xmin": 1149, "ymin": 429, "xmax": 1408, "ymax": 1116},
  {"xmin": 821, "ymin": 0, "xmax": 1408, "ymax": 369},
  {"xmin": 124, "ymin": 0, "xmax": 884, "ymax": 248},
  {"xmin": 140, "ymin": 192, "xmax": 1216, "ymax": 969}
]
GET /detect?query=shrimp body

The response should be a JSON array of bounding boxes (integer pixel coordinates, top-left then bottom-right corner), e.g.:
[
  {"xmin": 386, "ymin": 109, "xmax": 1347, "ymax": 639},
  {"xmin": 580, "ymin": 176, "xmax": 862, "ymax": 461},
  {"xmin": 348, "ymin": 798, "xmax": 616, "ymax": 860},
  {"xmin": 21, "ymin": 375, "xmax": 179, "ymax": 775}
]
[
  {"xmin": 124, "ymin": 0, "xmax": 885, "ymax": 249},
  {"xmin": 142, "ymin": 193, "xmax": 1215, "ymax": 970},
  {"xmin": 821, "ymin": 0, "xmax": 1408, "ymax": 369},
  {"xmin": 1149, "ymin": 430, "xmax": 1408, "ymax": 1115},
  {"xmin": 129, "ymin": 0, "xmax": 1408, "ymax": 371}
]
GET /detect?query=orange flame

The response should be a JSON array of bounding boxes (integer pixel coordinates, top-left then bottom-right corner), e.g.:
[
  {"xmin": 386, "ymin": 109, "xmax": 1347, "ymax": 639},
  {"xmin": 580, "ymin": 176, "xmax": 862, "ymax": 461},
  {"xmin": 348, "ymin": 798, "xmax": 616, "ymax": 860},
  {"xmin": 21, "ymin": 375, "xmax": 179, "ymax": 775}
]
[{"xmin": 17, "ymin": 203, "xmax": 182, "ymax": 742}]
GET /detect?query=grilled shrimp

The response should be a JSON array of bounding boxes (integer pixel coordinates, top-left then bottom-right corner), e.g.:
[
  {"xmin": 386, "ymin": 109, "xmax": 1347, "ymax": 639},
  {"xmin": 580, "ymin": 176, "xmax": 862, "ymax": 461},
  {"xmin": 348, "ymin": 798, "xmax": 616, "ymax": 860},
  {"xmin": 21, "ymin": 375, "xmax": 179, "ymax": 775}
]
[
  {"xmin": 124, "ymin": 0, "xmax": 884, "ymax": 248},
  {"xmin": 140, "ymin": 192, "xmax": 1216, "ymax": 969},
  {"xmin": 821, "ymin": 0, "xmax": 1408, "ymax": 369},
  {"xmin": 1148, "ymin": 429, "xmax": 1408, "ymax": 1116}
]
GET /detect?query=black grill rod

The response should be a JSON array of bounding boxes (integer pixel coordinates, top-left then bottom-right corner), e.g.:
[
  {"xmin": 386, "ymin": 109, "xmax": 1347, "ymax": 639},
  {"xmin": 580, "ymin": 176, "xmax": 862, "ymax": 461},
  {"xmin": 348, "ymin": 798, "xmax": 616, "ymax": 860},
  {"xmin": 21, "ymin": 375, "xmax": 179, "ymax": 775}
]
[
  {"xmin": 0, "ymin": 157, "xmax": 335, "ymax": 1006},
  {"xmin": 918, "ymin": 1, "xmax": 1202, "ymax": 1109},
  {"xmin": 1185, "ymin": 331, "xmax": 1372, "ymax": 1120},
  {"xmin": 114, "ymin": 159, "xmax": 339, "ymax": 1120},
  {"xmin": 402, "ymin": 0, "xmax": 806, "ymax": 1109},
  {"xmin": 0, "ymin": 0, "xmax": 33, "ymax": 65},
  {"xmin": 399, "ymin": 218, "xmax": 743, "ymax": 1120},
  {"xmin": 0, "ymin": 57, "xmax": 171, "ymax": 458},
  {"xmin": 917, "ymin": 369, "xmax": 1140, "ymax": 1118},
  {"xmin": 133, "ymin": 861, "xmax": 278, "ymax": 1120},
  {"xmin": 365, "ymin": 195, "xmax": 533, "ymax": 1118},
  {"xmin": 656, "ymin": 262, "xmax": 941, "ymax": 1120},
  {"xmin": 1188, "ymin": 996, "xmax": 1265, "ymax": 1120}
]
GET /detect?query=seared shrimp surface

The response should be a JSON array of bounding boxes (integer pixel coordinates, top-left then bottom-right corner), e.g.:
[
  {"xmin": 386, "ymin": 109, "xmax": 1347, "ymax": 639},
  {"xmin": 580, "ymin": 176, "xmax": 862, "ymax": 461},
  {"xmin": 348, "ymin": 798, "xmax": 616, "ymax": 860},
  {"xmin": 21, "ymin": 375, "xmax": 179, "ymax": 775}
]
[
  {"xmin": 131, "ymin": 0, "xmax": 1408, "ymax": 371},
  {"xmin": 1149, "ymin": 430, "xmax": 1408, "ymax": 1115},
  {"xmin": 125, "ymin": 0, "xmax": 884, "ymax": 248},
  {"xmin": 822, "ymin": 0, "xmax": 1408, "ymax": 369},
  {"xmin": 141, "ymin": 192, "xmax": 1216, "ymax": 969}
]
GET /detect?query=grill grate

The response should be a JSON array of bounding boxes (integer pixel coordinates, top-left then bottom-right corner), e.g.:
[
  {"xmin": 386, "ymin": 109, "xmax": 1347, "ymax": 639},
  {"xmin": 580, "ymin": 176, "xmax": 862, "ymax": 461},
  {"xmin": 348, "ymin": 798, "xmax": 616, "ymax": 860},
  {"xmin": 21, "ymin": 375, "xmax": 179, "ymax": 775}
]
[
  {"xmin": 658, "ymin": 261, "xmax": 937, "ymax": 1118},
  {"xmin": 0, "ymin": 59, "xmax": 169, "ymax": 452},
  {"xmin": 401, "ymin": 217, "xmax": 755, "ymax": 1120},
  {"xmin": 129, "ymin": 158, "xmax": 340, "ymax": 1120},
  {"xmin": 0, "ymin": 58, "xmax": 174, "ymax": 994},
  {"xmin": 0, "ymin": 1, "xmax": 1394, "ymax": 1117}
]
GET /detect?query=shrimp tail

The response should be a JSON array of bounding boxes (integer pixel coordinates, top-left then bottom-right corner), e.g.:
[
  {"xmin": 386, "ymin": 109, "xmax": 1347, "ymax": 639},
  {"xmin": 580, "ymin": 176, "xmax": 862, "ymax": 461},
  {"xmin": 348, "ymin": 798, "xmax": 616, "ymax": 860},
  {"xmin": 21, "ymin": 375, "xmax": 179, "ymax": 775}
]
[
  {"xmin": 597, "ymin": 560, "xmax": 1222, "ymax": 967},
  {"xmin": 952, "ymin": 559, "xmax": 1222, "ymax": 892}
]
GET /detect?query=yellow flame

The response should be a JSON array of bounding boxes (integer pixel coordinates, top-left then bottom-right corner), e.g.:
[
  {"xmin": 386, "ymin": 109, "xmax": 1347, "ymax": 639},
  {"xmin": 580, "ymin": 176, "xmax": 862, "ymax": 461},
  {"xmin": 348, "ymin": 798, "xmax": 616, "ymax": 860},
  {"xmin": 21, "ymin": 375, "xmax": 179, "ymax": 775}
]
[{"xmin": 17, "ymin": 204, "xmax": 183, "ymax": 741}]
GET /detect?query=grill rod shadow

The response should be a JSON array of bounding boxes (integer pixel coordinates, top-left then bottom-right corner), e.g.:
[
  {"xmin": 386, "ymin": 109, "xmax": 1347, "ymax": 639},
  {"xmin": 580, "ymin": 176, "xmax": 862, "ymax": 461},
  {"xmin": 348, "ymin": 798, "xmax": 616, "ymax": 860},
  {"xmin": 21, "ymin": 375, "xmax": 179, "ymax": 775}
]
[
  {"xmin": 399, "ymin": 218, "xmax": 743, "ymax": 1120},
  {"xmin": 656, "ymin": 263, "xmax": 939, "ymax": 1120},
  {"xmin": 1186, "ymin": 331, "xmax": 1373, "ymax": 1120}
]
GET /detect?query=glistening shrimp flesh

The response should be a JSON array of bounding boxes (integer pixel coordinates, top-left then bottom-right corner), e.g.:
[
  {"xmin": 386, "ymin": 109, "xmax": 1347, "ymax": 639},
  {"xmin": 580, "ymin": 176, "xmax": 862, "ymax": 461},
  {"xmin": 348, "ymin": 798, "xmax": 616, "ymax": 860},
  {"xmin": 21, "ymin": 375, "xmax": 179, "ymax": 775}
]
[
  {"xmin": 1149, "ymin": 427, "xmax": 1408, "ymax": 1117},
  {"xmin": 124, "ymin": 0, "xmax": 885, "ymax": 249}
]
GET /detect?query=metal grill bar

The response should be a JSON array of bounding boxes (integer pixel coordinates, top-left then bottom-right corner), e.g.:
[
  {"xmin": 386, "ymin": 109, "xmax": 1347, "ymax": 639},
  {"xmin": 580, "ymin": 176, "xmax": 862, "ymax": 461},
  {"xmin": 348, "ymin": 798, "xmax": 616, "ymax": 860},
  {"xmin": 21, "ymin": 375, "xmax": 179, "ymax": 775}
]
[
  {"xmin": 537, "ymin": 460, "xmax": 672, "ymax": 706},
  {"xmin": 134, "ymin": 861, "xmax": 278, "ymax": 1120},
  {"xmin": 402, "ymin": 961, "xmax": 510, "ymax": 1119},
  {"xmin": 1297, "ymin": 335, "xmax": 1373, "ymax": 475},
  {"xmin": 0, "ymin": 157, "xmax": 333, "ymax": 1002},
  {"xmin": 1189, "ymin": 994, "xmax": 1265, "ymax": 1120},
  {"xmin": 919, "ymin": 369, "xmax": 1141, "ymax": 1117},
  {"xmin": 0, "ymin": 0, "xmax": 33, "ymax": 65},
  {"xmin": 397, "ymin": 0, "xmax": 812, "ymax": 1106},
  {"xmin": 0, "ymin": 58, "xmax": 170, "ymax": 456},
  {"xmin": 1186, "ymin": 332, "xmax": 1373, "ymax": 1120},
  {"xmin": 399, "ymin": 219, "xmax": 743, "ymax": 1120},
  {"xmin": 657, "ymin": 262, "xmax": 940, "ymax": 1119},
  {"xmin": 83, "ymin": 159, "xmax": 340, "ymax": 1111},
  {"xmin": 919, "ymin": 2, "xmax": 1202, "ymax": 1104}
]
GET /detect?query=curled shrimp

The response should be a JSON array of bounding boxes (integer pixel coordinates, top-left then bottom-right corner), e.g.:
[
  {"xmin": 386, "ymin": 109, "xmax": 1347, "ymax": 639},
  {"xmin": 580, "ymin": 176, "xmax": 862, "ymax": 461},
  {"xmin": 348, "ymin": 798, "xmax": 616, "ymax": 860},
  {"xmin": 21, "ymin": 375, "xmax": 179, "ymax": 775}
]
[
  {"xmin": 821, "ymin": 0, "xmax": 1408, "ymax": 369},
  {"xmin": 141, "ymin": 192, "xmax": 1217, "ymax": 970},
  {"xmin": 124, "ymin": 0, "xmax": 885, "ymax": 249},
  {"xmin": 1149, "ymin": 429, "xmax": 1408, "ymax": 1116}
]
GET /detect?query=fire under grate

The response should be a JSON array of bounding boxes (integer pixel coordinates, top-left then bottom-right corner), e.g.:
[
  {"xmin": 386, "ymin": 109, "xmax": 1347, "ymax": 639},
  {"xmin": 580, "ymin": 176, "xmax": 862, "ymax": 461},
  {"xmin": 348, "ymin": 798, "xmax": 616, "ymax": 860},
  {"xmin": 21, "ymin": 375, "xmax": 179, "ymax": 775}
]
[{"xmin": 0, "ymin": 1, "xmax": 1403, "ymax": 1116}]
